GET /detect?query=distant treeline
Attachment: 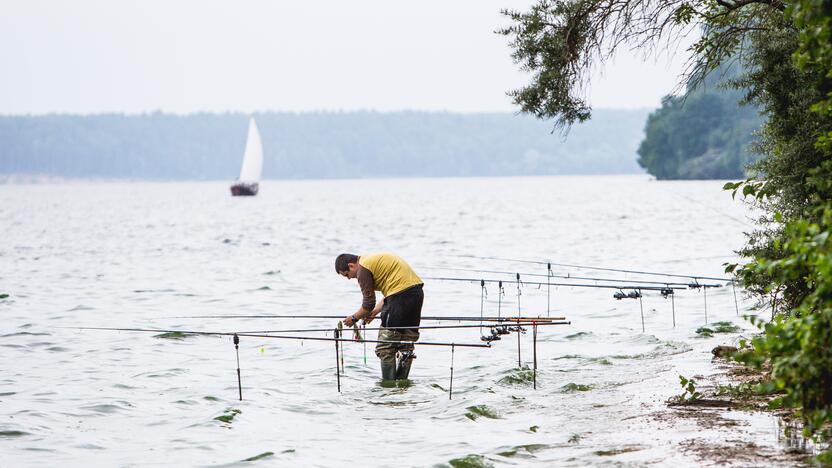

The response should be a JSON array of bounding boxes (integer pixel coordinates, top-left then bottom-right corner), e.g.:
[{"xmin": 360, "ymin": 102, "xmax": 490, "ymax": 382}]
[
  {"xmin": 0, "ymin": 110, "xmax": 651, "ymax": 180},
  {"xmin": 637, "ymin": 63, "xmax": 764, "ymax": 180}
]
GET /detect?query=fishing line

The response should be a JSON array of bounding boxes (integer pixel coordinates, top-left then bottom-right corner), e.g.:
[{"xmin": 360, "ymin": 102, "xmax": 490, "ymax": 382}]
[
  {"xmin": 362, "ymin": 323, "xmax": 367, "ymax": 366},
  {"xmin": 453, "ymin": 255, "xmax": 733, "ymax": 283},
  {"xmin": 424, "ymin": 276, "xmax": 692, "ymax": 292},
  {"xmin": 421, "ymin": 265, "xmax": 691, "ymax": 287}
]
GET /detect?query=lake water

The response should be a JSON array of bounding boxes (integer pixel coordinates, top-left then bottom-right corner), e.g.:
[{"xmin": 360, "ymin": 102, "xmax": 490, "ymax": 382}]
[{"xmin": 1, "ymin": 176, "xmax": 786, "ymax": 466}]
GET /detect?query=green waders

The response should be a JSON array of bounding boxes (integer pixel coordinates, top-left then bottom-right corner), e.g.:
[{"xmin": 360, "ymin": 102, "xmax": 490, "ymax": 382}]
[{"xmin": 376, "ymin": 328, "xmax": 420, "ymax": 381}]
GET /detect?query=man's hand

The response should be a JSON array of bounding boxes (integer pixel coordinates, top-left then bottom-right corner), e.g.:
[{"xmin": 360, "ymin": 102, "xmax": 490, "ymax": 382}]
[
  {"xmin": 363, "ymin": 310, "xmax": 379, "ymax": 325},
  {"xmin": 343, "ymin": 314, "xmax": 356, "ymax": 327}
]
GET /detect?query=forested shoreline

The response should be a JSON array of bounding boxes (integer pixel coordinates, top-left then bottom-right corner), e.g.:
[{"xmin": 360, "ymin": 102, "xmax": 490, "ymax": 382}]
[
  {"xmin": 0, "ymin": 110, "xmax": 650, "ymax": 180},
  {"xmin": 637, "ymin": 62, "xmax": 764, "ymax": 180}
]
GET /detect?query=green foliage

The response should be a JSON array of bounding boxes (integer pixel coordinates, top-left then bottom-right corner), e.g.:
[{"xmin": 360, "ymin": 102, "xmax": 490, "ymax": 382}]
[
  {"xmin": 638, "ymin": 63, "xmax": 764, "ymax": 180},
  {"xmin": 732, "ymin": 206, "xmax": 832, "ymax": 442},
  {"xmin": 714, "ymin": 380, "xmax": 779, "ymax": 399},
  {"xmin": 677, "ymin": 375, "xmax": 703, "ymax": 402},
  {"xmin": 498, "ymin": 2, "xmax": 593, "ymax": 128}
]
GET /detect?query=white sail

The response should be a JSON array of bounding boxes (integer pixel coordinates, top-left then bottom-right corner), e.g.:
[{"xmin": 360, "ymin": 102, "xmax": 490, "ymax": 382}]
[{"xmin": 238, "ymin": 117, "xmax": 263, "ymax": 182}]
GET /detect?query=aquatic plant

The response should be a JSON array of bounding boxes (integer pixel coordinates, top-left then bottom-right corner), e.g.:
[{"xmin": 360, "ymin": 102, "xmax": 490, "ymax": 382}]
[
  {"xmin": 560, "ymin": 383, "xmax": 593, "ymax": 393},
  {"xmin": 153, "ymin": 331, "xmax": 190, "ymax": 340},
  {"xmin": 674, "ymin": 375, "xmax": 702, "ymax": 403},
  {"xmin": 496, "ymin": 444, "xmax": 549, "ymax": 458},
  {"xmin": 214, "ymin": 408, "xmax": 241, "ymax": 424},
  {"xmin": 464, "ymin": 405, "xmax": 500, "ymax": 421},
  {"xmin": 242, "ymin": 451, "xmax": 274, "ymax": 462},
  {"xmin": 448, "ymin": 454, "xmax": 494, "ymax": 468},
  {"xmin": 594, "ymin": 446, "xmax": 643, "ymax": 456},
  {"xmin": 695, "ymin": 321, "xmax": 741, "ymax": 337},
  {"xmin": 497, "ymin": 366, "xmax": 535, "ymax": 385}
]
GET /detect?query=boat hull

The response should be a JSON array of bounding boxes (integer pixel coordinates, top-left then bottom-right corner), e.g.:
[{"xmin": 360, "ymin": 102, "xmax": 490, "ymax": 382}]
[{"xmin": 230, "ymin": 182, "xmax": 259, "ymax": 196}]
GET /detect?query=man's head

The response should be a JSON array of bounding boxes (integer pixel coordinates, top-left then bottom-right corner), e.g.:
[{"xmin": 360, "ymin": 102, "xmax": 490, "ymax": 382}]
[{"xmin": 335, "ymin": 253, "xmax": 360, "ymax": 279}]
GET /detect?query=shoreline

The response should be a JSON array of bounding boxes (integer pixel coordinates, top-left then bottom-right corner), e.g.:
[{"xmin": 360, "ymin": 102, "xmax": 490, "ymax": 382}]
[{"xmin": 650, "ymin": 344, "xmax": 816, "ymax": 466}]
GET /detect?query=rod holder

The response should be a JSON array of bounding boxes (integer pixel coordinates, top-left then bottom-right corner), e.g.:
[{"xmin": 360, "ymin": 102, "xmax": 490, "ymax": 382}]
[{"xmin": 233, "ymin": 333, "xmax": 242, "ymax": 401}]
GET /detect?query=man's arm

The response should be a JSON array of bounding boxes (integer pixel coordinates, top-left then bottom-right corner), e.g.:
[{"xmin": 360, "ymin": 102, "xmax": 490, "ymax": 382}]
[{"xmin": 343, "ymin": 266, "xmax": 377, "ymax": 326}]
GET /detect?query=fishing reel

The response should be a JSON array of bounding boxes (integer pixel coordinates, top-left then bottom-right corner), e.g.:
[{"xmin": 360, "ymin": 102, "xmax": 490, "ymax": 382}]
[
  {"xmin": 688, "ymin": 282, "xmax": 702, "ymax": 290},
  {"xmin": 507, "ymin": 325, "xmax": 526, "ymax": 334},
  {"xmin": 494, "ymin": 325, "xmax": 511, "ymax": 336},
  {"xmin": 481, "ymin": 328, "xmax": 502, "ymax": 342},
  {"xmin": 660, "ymin": 287, "xmax": 674, "ymax": 298},
  {"xmin": 614, "ymin": 290, "xmax": 642, "ymax": 300}
]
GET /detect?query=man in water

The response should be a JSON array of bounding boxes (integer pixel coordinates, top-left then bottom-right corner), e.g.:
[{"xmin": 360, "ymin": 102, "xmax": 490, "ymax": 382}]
[{"xmin": 337, "ymin": 252, "xmax": 424, "ymax": 381}]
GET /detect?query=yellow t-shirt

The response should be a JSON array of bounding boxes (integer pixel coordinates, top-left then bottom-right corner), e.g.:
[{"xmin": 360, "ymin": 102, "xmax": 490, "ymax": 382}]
[{"xmin": 358, "ymin": 252, "xmax": 423, "ymax": 297}]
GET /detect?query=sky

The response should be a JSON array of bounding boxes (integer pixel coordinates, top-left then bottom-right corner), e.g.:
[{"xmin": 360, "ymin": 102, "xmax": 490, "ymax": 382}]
[{"xmin": 0, "ymin": 0, "xmax": 697, "ymax": 115}]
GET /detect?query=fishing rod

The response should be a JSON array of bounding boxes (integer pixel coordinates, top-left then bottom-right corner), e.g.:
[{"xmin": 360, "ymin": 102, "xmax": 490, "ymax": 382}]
[
  {"xmin": 421, "ymin": 265, "xmax": 693, "ymax": 287},
  {"xmin": 424, "ymin": 276, "xmax": 689, "ymax": 292},
  {"xmin": 228, "ymin": 321, "xmax": 571, "ymax": 335},
  {"xmin": 67, "ymin": 326, "xmax": 492, "ymax": 348},
  {"xmin": 455, "ymin": 254, "xmax": 734, "ymax": 282},
  {"xmin": 167, "ymin": 314, "xmax": 568, "ymax": 322}
]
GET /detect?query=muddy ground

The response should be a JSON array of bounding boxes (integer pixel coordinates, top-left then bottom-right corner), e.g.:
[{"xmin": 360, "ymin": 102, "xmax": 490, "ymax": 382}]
[{"xmin": 644, "ymin": 352, "xmax": 816, "ymax": 467}]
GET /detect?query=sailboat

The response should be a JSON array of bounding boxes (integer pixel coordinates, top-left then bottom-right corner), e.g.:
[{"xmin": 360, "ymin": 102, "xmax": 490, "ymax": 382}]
[{"xmin": 230, "ymin": 117, "xmax": 263, "ymax": 196}]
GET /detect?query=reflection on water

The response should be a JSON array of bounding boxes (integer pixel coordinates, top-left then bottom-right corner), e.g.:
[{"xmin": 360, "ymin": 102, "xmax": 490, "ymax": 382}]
[
  {"xmin": 777, "ymin": 418, "xmax": 827, "ymax": 456},
  {"xmin": 0, "ymin": 176, "xmax": 782, "ymax": 466}
]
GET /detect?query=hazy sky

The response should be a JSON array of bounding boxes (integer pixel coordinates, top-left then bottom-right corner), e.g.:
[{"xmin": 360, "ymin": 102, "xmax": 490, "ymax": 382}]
[{"xmin": 0, "ymin": 0, "xmax": 696, "ymax": 115}]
